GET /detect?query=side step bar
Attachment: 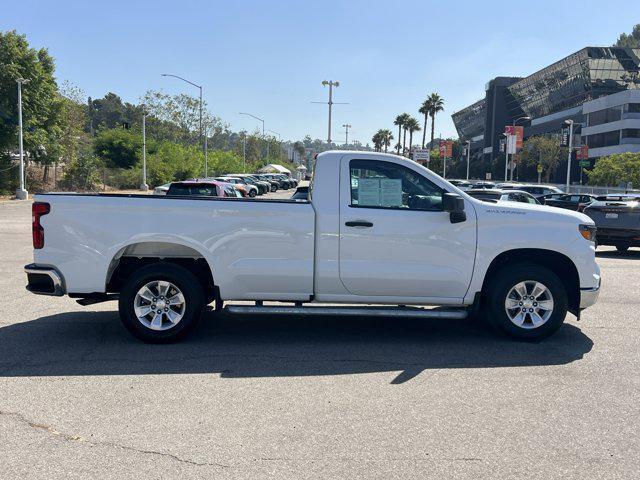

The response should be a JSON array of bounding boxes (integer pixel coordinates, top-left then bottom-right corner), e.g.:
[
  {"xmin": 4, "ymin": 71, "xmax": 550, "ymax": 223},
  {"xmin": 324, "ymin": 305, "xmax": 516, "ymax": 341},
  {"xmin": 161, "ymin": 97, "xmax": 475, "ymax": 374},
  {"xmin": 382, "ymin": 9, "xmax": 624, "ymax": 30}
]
[{"xmin": 224, "ymin": 305, "xmax": 468, "ymax": 319}]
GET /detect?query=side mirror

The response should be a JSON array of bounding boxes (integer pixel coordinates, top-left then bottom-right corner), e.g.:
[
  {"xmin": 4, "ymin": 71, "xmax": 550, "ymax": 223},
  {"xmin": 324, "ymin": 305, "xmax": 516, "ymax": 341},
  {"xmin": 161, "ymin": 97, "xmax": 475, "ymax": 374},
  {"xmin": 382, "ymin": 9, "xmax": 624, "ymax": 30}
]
[{"xmin": 443, "ymin": 192, "xmax": 466, "ymax": 224}]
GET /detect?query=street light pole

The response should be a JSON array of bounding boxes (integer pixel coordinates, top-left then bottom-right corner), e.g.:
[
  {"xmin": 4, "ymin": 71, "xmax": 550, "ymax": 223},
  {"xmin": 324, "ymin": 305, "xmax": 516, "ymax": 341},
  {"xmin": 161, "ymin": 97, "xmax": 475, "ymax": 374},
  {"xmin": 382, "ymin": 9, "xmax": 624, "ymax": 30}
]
[
  {"xmin": 565, "ymin": 119, "xmax": 574, "ymax": 192},
  {"xmin": 15, "ymin": 78, "xmax": 30, "ymax": 200},
  {"xmin": 161, "ymin": 73, "xmax": 204, "ymax": 162},
  {"xmin": 267, "ymin": 129, "xmax": 281, "ymax": 161},
  {"xmin": 239, "ymin": 112, "xmax": 266, "ymax": 160},
  {"xmin": 140, "ymin": 110, "xmax": 148, "ymax": 191},
  {"xmin": 342, "ymin": 123, "xmax": 351, "ymax": 145},
  {"xmin": 465, "ymin": 140, "xmax": 471, "ymax": 181},
  {"xmin": 204, "ymin": 123, "xmax": 208, "ymax": 177}
]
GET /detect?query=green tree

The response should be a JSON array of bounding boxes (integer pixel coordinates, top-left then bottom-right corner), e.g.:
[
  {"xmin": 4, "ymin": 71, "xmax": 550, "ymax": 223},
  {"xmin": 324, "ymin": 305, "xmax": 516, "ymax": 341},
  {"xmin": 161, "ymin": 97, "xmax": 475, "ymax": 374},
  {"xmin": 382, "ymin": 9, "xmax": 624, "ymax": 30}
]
[
  {"xmin": 426, "ymin": 93, "xmax": 444, "ymax": 148},
  {"xmin": 94, "ymin": 128, "xmax": 142, "ymax": 169},
  {"xmin": 371, "ymin": 131, "xmax": 382, "ymax": 152},
  {"xmin": 520, "ymin": 136, "xmax": 565, "ymax": 183},
  {"xmin": 379, "ymin": 129, "xmax": 393, "ymax": 153},
  {"xmin": 615, "ymin": 24, "xmax": 640, "ymax": 48},
  {"xmin": 587, "ymin": 152, "xmax": 640, "ymax": 187},
  {"xmin": 405, "ymin": 117, "xmax": 421, "ymax": 156},
  {"xmin": 0, "ymin": 31, "xmax": 64, "ymax": 181},
  {"xmin": 418, "ymin": 99, "xmax": 430, "ymax": 148},
  {"xmin": 393, "ymin": 113, "xmax": 409, "ymax": 155}
]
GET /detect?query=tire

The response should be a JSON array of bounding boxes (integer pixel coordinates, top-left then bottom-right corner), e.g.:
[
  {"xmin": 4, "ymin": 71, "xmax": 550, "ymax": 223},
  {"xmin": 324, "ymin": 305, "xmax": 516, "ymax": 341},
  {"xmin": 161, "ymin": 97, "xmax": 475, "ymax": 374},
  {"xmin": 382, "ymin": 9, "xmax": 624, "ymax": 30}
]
[
  {"xmin": 248, "ymin": 189, "xmax": 257, "ymax": 198},
  {"xmin": 118, "ymin": 263, "xmax": 205, "ymax": 343},
  {"xmin": 271, "ymin": 185, "xmax": 277, "ymax": 192},
  {"xmin": 615, "ymin": 245, "xmax": 629, "ymax": 252},
  {"xmin": 484, "ymin": 263, "xmax": 568, "ymax": 341}
]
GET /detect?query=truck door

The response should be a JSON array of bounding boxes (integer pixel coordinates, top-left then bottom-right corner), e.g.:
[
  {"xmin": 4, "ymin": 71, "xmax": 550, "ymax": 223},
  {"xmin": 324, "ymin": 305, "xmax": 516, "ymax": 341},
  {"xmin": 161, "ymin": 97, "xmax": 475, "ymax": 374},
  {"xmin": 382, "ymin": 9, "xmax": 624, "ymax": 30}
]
[{"xmin": 338, "ymin": 157, "xmax": 477, "ymax": 300}]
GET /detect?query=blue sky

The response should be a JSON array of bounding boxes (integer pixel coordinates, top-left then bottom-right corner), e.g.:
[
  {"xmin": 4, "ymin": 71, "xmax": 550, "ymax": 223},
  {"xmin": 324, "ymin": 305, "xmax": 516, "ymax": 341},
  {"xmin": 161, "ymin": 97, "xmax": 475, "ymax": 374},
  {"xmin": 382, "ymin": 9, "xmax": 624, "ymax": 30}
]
[{"xmin": 2, "ymin": 0, "xmax": 639, "ymax": 145}]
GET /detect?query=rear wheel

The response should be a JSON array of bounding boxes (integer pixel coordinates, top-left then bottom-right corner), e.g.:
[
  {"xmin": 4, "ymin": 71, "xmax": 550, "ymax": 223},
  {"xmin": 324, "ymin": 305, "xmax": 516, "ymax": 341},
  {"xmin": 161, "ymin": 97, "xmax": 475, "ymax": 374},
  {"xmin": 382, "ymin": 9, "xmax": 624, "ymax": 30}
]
[
  {"xmin": 271, "ymin": 185, "xmax": 277, "ymax": 192},
  {"xmin": 484, "ymin": 263, "xmax": 568, "ymax": 341},
  {"xmin": 118, "ymin": 263, "xmax": 205, "ymax": 343}
]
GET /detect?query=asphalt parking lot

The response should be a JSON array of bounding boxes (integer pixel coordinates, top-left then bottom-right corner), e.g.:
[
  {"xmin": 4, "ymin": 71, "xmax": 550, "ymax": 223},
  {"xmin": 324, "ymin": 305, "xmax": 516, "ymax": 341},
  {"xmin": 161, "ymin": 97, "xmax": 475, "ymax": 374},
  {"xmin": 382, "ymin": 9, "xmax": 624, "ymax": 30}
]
[{"xmin": 1, "ymin": 198, "xmax": 638, "ymax": 479}]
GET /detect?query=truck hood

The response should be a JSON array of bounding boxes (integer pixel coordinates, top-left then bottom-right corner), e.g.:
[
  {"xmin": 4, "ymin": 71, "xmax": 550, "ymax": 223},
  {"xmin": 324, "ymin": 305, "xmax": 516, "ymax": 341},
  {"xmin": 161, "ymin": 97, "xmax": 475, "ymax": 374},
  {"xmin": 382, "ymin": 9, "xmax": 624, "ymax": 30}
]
[{"xmin": 476, "ymin": 199, "xmax": 594, "ymax": 226}]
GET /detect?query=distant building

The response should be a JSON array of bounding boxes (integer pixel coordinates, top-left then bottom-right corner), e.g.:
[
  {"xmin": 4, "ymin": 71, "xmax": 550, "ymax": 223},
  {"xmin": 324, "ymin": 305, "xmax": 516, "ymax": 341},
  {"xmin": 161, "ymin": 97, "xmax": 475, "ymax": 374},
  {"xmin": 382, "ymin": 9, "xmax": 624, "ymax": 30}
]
[{"xmin": 452, "ymin": 47, "xmax": 640, "ymax": 181}]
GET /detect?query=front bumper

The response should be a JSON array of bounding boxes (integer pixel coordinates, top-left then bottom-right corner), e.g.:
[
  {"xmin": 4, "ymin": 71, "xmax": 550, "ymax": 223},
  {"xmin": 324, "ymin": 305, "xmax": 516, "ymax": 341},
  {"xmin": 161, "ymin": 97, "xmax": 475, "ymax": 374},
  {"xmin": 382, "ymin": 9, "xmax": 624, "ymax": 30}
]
[
  {"xmin": 24, "ymin": 263, "xmax": 65, "ymax": 296},
  {"xmin": 580, "ymin": 276, "xmax": 601, "ymax": 309}
]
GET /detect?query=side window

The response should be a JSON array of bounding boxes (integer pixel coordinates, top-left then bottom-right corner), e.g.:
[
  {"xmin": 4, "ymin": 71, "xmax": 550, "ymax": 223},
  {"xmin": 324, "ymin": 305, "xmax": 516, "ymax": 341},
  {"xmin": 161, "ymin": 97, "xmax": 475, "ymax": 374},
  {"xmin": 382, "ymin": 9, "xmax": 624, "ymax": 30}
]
[
  {"xmin": 349, "ymin": 159, "xmax": 443, "ymax": 211},
  {"xmin": 526, "ymin": 195, "xmax": 537, "ymax": 204}
]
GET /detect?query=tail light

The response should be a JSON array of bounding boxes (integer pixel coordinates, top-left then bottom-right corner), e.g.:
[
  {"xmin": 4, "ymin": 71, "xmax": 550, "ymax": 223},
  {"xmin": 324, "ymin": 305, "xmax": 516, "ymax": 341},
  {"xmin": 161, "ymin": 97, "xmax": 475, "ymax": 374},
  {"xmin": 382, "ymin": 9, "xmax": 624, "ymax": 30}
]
[{"xmin": 32, "ymin": 202, "xmax": 50, "ymax": 249}]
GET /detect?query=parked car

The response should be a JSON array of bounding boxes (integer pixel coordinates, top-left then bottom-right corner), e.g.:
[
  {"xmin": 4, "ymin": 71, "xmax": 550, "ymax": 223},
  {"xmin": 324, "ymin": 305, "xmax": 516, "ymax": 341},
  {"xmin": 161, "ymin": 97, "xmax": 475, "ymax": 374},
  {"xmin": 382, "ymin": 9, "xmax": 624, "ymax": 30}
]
[
  {"xmin": 166, "ymin": 180, "xmax": 242, "ymax": 198},
  {"xmin": 25, "ymin": 151, "xmax": 600, "ymax": 343},
  {"xmin": 214, "ymin": 177, "xmax": 255, "ymax": 197},
  {"xmin": 471, "ymin": 181, "xmax": 496, "ymax": 189},
  {"xmin": 500, "ymin": 183, "xmax": 563, "ymax": 199},
  {"xmin": 583, "ymin": 194, "xmax": 640, "ymax": 251},
  {"xmin": 291, "ymin": 180, "xmax": 310, "ymax": 200},
  {"xmin": 153, "ymin": 183, "xmax": 171, "ymax": 195},
  {"xmin": 238, "ymin": 175, "xmax": 272, "ymax": 194},
  {"xmin": 259, "ymin": 173, "xmax": 292, "ymax": 189},
  {"xmin": 543, "ymin": 194, "xmax": 597, "ymax": 212},
  {"xmin": 223, "ymin": 174, "xmax": 269, "ymax": 195},
  {"xmin": 251, "ymin": 174, "xmax": 279, "ymax": 192},
  {"xmin": 466, "ymin": 189, "xmax": 541, "ymax": 205},
  {"xmin": 448, "ymin": 180, "xmax": 473, "ymax": 190}
]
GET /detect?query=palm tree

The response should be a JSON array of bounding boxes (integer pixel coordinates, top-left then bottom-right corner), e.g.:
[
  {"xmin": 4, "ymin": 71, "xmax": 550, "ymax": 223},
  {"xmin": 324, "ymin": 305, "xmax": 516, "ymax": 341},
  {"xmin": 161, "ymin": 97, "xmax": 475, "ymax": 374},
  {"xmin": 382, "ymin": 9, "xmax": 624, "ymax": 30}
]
[
  {"xmin": 379, "ymin": 129, "xmax": 393, "ymax": 153},
  {"xmin": 393, "ymin": 114, "xmax": 409, "ymax": 154},
  {"xmin": 372, "ymin": 131, "xmax": 382, "ymax": 152},
  {"xmin": 405, "ymin": 117, "xmax": 421, "ymax": 156},
  {"xmin": 419, "ymin": 99, "xmax": 432, "ymax": 149},
  {"xmin": 427, "ymin": 93, "xmax": 444, "ymax": 149}
]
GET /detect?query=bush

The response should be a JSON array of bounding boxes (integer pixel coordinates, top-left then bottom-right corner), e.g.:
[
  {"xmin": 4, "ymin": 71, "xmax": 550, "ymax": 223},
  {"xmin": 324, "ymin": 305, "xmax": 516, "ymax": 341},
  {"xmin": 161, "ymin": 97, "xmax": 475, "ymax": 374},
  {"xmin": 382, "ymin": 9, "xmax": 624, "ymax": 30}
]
[
  {"xmin": 0, "ymin": 154, "xmax": 18, "ymax": 195},
  {"xmin": 59, "ymin": 154, "xmax": 104, "ymax": 191},
  {"xmin": 94, "ymin": 128, "xmax": 142, "ymax": 169},
  {"xmin": 587, "ymin": 152, "xmax": 640, "ymax": 187}
]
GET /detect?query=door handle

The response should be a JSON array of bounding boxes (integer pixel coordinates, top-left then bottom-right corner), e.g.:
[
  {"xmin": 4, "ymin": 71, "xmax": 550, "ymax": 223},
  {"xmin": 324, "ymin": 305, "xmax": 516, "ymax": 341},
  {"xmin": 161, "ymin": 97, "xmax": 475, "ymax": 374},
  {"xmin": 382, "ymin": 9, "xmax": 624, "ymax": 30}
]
[{"xmin": 345, "ymin": 220, "xmax": 374, "ymax": 227}]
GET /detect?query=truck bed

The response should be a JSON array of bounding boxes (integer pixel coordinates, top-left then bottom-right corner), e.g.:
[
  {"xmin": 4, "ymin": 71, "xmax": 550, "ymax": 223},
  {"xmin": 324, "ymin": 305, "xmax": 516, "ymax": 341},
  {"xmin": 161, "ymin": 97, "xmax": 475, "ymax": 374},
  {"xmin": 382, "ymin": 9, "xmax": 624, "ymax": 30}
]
[{"xmin": 34, "ymin": 193, "xmax": 316, "ymax": 301}]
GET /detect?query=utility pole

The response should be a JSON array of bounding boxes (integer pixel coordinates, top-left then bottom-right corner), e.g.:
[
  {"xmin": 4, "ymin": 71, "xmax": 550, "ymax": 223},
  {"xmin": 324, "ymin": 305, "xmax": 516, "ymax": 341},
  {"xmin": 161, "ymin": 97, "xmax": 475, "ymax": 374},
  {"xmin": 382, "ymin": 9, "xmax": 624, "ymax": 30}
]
[
  {"xmin": 465, "ymin": 140, "xmax": 471, "ymax": 180},
  {"xmin": 140, "ymin": 110, "xmax": 148, "ymax": 191},
  {"xmin": 15, "ymin": 78, "xmax": 30, "ymax": 199},
  {"xmin": 342, "ymin": 123, "xmax": 351, "ymax": 145},
  {"xmin": 312, "ymin": 81, "xmax": 347, "ymax": 144},
  {"xmin": 564, "ymin": 119, "xmax": 574, "ymax": 192}
]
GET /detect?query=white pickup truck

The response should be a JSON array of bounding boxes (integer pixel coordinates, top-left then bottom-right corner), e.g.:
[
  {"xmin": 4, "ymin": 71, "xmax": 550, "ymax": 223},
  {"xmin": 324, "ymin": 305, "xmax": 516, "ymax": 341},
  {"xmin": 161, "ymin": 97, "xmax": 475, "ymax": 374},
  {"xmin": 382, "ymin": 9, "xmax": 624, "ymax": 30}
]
[{"xmin": 25, "ymin": 151, "xmax": 600, "ymax": 342}]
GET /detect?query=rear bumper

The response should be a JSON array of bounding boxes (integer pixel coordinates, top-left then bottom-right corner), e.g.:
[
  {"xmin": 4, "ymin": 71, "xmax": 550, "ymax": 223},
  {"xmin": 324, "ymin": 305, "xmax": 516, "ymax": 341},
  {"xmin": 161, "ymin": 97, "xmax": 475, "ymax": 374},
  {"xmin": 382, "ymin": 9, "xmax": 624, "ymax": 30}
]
[
  {"xmin": 24, "ymin": 263, "xmax": 65, "ymax": 296},
  {"xmin": 596, "ymin": 227, "xmax": 640, "ymax": 246},
  {"xmin": 580, "ymin": 277, "xmax": 601, "ymax": 310}
]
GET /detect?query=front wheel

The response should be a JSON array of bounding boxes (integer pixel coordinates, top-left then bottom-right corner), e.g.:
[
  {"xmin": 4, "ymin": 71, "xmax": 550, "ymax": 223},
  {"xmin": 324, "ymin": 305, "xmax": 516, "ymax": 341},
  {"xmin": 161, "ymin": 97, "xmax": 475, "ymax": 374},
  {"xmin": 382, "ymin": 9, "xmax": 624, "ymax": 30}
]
[
  {"xmin": 248, "ymin": 189, "xmax": 257, "ymax": 198},
  {"xmin": 118, "ymin": 263, "xmax": 205, "ymax": 343},
  {"xmin": 484, "ymin": 263, "xmax": 568, "ymax": 341}
]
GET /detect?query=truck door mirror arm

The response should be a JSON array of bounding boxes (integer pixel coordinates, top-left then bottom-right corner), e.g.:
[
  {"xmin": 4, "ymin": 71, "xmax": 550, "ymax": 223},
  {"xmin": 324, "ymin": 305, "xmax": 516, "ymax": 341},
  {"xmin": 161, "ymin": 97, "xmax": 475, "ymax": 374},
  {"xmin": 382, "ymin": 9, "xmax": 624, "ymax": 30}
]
[{"xmin": 443, "ymin": 192, "xmax": 466, "ymax": 224}]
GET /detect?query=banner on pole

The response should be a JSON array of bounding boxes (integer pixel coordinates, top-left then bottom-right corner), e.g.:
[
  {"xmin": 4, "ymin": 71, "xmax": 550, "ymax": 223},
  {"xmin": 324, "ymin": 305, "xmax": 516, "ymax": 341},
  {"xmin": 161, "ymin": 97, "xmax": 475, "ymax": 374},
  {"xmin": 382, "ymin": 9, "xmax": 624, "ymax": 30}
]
[{"xmin": 439, "ymin": 140, "xmax": 453, "ymax": 158}]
